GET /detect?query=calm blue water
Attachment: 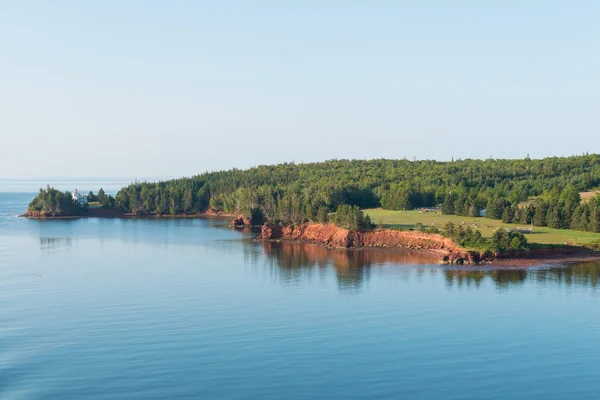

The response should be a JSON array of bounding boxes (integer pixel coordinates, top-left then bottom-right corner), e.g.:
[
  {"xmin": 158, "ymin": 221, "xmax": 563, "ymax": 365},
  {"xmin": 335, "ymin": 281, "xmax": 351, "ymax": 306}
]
[{"xmin": 1, "ymin": 191, "xmax": 599, "ymax": 399}]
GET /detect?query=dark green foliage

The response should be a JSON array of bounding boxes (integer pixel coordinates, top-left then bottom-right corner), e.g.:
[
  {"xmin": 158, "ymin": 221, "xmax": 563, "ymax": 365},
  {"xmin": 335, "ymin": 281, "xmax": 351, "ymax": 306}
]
[
  {"xmin": 90, "ymin": 187, "xmax": 116, "ymax": 209},
  {"xmin": 441, "ymin": 222, "xmax": 528, "ymax": 252},
  {"xmin": 559, "ymin": 184, "xmax": 581, "ymax": 215},
  {"xmin": 519, "ymin": 204, "xmax": 535, "ymax": 224},
  {"xmin": 443, "ymin": 221, "xmax": 457, "ymax": 237},
  {"xmin": 590, "ymin": 205, "xmax": 600, "ymax": 233},
  {"xmin": 381, "ymin": 186, "xmax": 434, "ymax": 210},
  {"xmin": 547, "ymin": 205, "xmax": 568, "ymax": 229},
  {"xmin": 102, "ymin": 194, "xmax": 116, "ymax": 209},
  {"xmin": 208, "ymin": 194, "xmax": 225, "ymax": 213},
  {"xmin": 97, "ymin": 188, "xmax": 106, "ymax": 203},
  {"xmin": 183, "ymin": 189, "xmax": 193, "ymax": 213},
  {"xmin": 491, "ymin": 230, "xmax": 528, "ymax": 252},
  {"xmin": 332, "ymin": 205, "xmax": 372, "ymax": 231},
  {"xmin": 468, "ymin": 202, "xmax": 480, "ymax": 218},
  {"xmin": 487, "ymin": 198, "xmax": 510, "ymax": 220},
  {"xmin": 501, "ymin": 206, "xmax": 515, "ymax": 223},
  {"xmin": 441, "ymin": 193, "xmax": 454, "ymax": 215},
  {"xmin": 28, "ymin": 186, "xmax": 85, "ymax": 216},
  {"xmin": 79, "ymin": 155, "xmax": 600, "ymax": 231},
  {"xmin": 533, "ymin": 200, "xmax": 548, "ymax": 226},
  {"xmin": 571, "ymin": 198, "xmax": 600, "ymax": 233},
  {"xmin": 316, "ymin": 206, "xmax": 329, "ymax": 224},
  {"xmin": 423, "ymin": 226, "xmax": 440, "ymax": 235},
  {"xmin": 455, "ymin": 227, "xmax": 485, "ymax": 250},
  {"xmin": 441, "ymin": 222, "xmax": 486, "ymax": 249},
  {"xmin": 249, "ymin": 207, "xmax": 266, "ymax": 226}
]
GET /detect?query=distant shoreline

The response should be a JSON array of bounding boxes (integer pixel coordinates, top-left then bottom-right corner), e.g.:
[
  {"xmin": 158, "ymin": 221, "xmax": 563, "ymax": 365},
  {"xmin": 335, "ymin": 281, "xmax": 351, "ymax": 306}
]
[{"xmin": 21, "ymin": 208, "xmax": 235, "ymax": 220}]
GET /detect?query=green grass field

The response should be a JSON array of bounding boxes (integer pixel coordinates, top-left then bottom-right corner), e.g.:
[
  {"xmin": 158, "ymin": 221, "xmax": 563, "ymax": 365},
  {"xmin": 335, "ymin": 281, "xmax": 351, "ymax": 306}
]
[{"xmin": 364, "ymin": 208, "xmax": 600, "ymax": 246}]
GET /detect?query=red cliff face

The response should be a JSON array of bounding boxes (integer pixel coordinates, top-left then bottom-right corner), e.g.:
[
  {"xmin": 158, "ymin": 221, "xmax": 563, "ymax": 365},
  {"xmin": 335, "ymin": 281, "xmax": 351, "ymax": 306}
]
[
  {"xmin": 258, "ymin": 223, "xmax": 480, "ymax": 264},
  {"xmin": 231, "ymin": 215, "xmax": 252, "ymax": 227},
  {"xmin": 22, "ymin": 210, "xmax": 50, "ymax": 219}
]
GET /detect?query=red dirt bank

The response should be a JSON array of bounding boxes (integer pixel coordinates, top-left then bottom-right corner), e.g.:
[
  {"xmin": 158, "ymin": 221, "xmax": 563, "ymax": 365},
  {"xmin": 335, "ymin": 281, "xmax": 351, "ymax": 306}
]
[
  {"xmin": 231, "ymin": 215, "xmax": 252, "ymax": 227},
  {"xmin": 256, "ymin": 223, "xmax": 600, "ymax": 266},
  {"xmin": 258, "ymin": 223, "xmax": 481, "ymax": 264}
]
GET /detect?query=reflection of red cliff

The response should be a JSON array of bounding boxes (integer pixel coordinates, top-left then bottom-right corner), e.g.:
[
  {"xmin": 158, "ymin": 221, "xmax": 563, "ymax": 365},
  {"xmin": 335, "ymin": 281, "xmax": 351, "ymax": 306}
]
[
  {"xmin": 260, "ymin": 240, "xmax": 442, "ymax": 271},
  {"xmin": 259, "ymin": 223, "xmax": 479, "ymax": 264}
]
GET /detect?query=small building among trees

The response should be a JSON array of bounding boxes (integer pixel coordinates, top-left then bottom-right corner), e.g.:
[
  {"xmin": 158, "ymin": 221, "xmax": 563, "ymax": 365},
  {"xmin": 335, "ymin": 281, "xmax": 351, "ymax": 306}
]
[{"xmin": 72, "ymin": 189, "xmax": 88, "ymax": 205}]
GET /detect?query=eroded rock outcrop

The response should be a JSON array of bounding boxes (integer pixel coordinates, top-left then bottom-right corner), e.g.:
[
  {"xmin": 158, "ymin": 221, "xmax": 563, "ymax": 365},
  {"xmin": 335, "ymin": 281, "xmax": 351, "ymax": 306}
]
[
  {"xmin": 22, "ymin": 210, "xmax": 51, "ymax": 219},
  {"xmin": 258, "ymin": 223, "xmax": 482, "ymax": 264},
  {"xmin": 231, "ymin": 215, "xmax": 252, "ymax": 227}
]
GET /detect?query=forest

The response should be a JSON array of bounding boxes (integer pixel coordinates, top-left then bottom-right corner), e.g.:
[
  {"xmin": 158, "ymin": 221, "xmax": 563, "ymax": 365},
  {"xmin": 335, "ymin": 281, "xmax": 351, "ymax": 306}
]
[
  {"xmin": 28, "ymin": 155, "xmax": 600, "ymax": 236},
  {"xmin": 28, "ymin": 186, "xmax": 87, "ymax": 216},
  {"xmin": 109, "ymin": 155, "xmax": 600, "ymax": 233}
]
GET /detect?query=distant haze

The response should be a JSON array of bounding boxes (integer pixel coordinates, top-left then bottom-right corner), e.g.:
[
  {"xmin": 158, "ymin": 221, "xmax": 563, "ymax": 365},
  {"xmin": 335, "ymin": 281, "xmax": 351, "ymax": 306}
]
[{"xmin": 1, "ymin": 1, "xmax": 599, "ymax": 179}]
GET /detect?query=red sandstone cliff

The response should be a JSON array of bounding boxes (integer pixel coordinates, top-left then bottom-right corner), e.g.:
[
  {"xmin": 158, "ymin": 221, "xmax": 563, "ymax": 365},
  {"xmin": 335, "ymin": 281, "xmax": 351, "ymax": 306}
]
[
  {"xmin": 22, "ymin": 210, "xmax": 53, "ymax": 219},
  {"xmin": 231, "ymin": 215, "xmax": 252, "ymax": 227},
  {"xmin": 258, "ymin": 223, "xmax": 481, "ymax": 264}
]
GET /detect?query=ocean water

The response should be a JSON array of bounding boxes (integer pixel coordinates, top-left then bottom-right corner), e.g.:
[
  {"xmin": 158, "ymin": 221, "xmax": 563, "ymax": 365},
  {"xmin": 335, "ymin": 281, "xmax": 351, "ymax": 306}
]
[
  {"xmin": 1, "ymin": 191, "xmax": 599, "ymax": 399},
  {"xmin": 0, "ymin": 179, "xmax": 136, "ymax": 194}
]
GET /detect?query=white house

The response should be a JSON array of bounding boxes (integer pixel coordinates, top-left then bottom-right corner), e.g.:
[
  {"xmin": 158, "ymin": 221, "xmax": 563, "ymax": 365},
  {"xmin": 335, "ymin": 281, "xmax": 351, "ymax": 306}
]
[{"xmin": 72, "ymin": 189, "xmax": 88, "ymax": 205}]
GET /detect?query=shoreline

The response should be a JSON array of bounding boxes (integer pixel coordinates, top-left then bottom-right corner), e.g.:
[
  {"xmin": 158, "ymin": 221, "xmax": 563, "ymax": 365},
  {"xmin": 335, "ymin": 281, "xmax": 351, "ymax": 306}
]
[
  {"xmin": 20, "ymin": 211, "xmax": 600, "ymax": 267},
  {"xmin": 258, "ymin": 237, "xmax": 600, "ymax": 268},
  {"xmin": 20, "ymin": 208, "xmax": 235, "ymax": 220},
  {"xmin": 257, "ymin": 222, "xmax": 480, "ymax": 265},
  {"xmin": 255, "ymin": 223, "xmax": 600, "ymax": 267},
  {"xmin": 482, "ymin": 250, "xmax": 600, "ymax": 268},
  {"xmin": 259, "ymin": 237, "xmax": 600, "ymax": 268}
]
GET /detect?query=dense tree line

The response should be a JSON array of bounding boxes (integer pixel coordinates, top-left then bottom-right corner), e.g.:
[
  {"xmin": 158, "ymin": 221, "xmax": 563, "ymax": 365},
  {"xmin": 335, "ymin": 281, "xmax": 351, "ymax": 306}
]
[
  {"xmin": 28, "ymin": 186, "xmax": 86, "ymax": 216},
  {"xmin": 469, "ymin": 184, "xmax": 600, "ymax": 233},
  {"xmin": 381, "ymin": 186, "xmax": 436, "ymax": 210},
  {"xmin": 37, "ymin": 155, "xmax": 600, "ymax": 232},
  {"xmin": 28, "ymin": 187, "xmax": 117, "ymax": 215}
]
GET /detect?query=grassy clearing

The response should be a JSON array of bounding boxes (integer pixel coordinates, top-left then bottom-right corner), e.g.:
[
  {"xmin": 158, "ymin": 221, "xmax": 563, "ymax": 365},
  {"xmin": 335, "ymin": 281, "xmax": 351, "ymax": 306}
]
[
  {"xmin": 364, "ymin": 208, "xmax": 600, "ymax": 246},
  {"xmin": 580, "ymin": 191, "xmax": 600, "ymax": 203}
]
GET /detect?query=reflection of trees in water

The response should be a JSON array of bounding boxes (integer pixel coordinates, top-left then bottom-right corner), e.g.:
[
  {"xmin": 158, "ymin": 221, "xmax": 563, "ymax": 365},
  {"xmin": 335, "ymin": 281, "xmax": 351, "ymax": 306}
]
[
  {"xmin": 259, "ymin": 241, "xmax": 600, "ymax": 291},
  {"xmin": 444, "ymin": 270, "xmax": 487, "ymax": 289},
  {"xmin": 242, "ymin": 239, "xmax": 263, "ymax": 266},
  {"xmin": 444, "ymin": 269, "xmax": 528, "ymax": 289},
  {"xmin": 533, "ymin": 262, "xmax": 600, "ymax": 288},
  {"xmin": 444, "ymin": 262, "xmax": 600, "ymax": 290},
  {"xmin": 40, "ymin": 237, "xmax": 73, "ymax": 250}
]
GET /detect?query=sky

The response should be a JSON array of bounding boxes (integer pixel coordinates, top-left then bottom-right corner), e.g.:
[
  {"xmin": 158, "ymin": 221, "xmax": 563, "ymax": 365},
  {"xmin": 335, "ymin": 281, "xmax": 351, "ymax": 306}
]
[{"xmin": 1, "ymin": 1, "xmax": 599, "ymax": 179}]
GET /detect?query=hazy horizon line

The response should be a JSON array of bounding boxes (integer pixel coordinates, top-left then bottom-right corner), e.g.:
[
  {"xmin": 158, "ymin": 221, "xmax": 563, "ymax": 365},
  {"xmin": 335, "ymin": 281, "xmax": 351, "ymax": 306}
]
[{"xmin": 1, "ymin": 152, "xmax": 596, "ymax": 181}]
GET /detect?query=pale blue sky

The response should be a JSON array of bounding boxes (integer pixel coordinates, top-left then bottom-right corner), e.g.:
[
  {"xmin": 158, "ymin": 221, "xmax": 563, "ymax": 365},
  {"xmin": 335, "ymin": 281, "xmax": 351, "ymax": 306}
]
[{"xmin": 1, "ymin": 1, "xmax": 599, "ymax": 179}]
